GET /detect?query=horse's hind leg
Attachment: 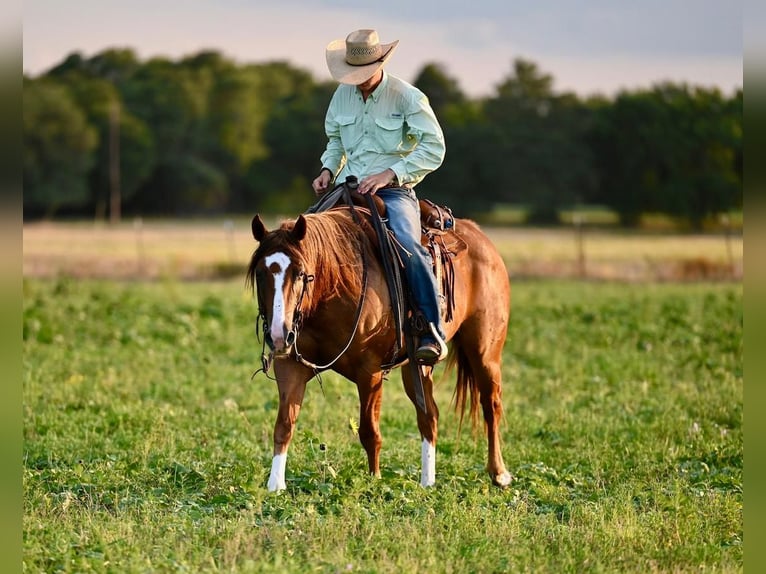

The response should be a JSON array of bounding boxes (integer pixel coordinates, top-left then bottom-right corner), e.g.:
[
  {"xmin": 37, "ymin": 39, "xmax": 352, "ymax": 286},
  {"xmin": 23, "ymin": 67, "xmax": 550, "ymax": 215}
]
[
  {"xmin": 401, "ymin": 366, "xmax": 439, "ymax": 486},
  {"xmin": 478, "ymin": 360, "xmax": 511, "ymax": 487},
  {"xmin": 356, "ymin": 372, "xmax": 385, "ymax": 477},
  {"xmin": 462, "ymin": 334, "xmax": 511, "ymax": 487}
]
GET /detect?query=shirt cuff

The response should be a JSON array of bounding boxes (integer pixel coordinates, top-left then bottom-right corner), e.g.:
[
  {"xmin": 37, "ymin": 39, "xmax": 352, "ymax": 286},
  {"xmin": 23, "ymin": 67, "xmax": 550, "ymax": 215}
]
[{"xmin": 389, "ymin": 164, "xmax": 406, "ymax": 186}]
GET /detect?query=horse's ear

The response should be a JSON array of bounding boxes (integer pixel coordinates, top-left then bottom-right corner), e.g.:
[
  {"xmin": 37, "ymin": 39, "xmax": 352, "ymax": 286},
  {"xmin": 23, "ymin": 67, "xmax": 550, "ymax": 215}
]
[
  {"xmin": 252, "ymin": 214, "xmax": 267, "ymax": 241},
  {"xmin": 291, "ymin": 215, "xmax": 307, "ymax": 241}
]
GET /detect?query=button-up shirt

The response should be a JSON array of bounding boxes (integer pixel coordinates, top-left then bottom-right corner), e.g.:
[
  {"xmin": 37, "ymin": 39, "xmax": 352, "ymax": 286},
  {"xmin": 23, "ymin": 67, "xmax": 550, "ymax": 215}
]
[{"xmin": 320, "ymin": 72, "xmax": 446, "ymax": 187}]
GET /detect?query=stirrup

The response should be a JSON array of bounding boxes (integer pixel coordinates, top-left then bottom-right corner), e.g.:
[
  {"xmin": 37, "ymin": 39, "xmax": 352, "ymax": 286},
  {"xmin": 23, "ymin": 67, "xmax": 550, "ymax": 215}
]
[
  {"xmin": 416, "ymin": 341, "xmax": 441, "ymax": 363},
  {"xmin": 417, "ymin": 323, "xmax": 447, "ymax": 363}
]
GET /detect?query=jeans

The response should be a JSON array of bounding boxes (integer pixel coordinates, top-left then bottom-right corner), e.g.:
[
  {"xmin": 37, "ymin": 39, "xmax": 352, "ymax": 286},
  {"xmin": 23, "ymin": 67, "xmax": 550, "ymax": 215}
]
[{"xmin": 375, "ymin": 187, "xmax": 445, "ymax": 340}]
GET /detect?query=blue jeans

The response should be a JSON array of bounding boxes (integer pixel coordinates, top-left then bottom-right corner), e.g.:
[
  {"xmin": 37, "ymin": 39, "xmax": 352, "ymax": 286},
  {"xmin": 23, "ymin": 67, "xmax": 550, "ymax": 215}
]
[{"xmin": 376, "ymin": 187, "xmax": 445, "ymax": 340}]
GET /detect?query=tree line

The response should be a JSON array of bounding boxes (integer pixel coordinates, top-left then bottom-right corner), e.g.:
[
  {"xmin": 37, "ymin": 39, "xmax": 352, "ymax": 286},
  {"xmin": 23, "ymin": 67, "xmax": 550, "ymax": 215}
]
[{"xmin": 23, "ymin": 49, "xmax": 742, "ymax": 227}]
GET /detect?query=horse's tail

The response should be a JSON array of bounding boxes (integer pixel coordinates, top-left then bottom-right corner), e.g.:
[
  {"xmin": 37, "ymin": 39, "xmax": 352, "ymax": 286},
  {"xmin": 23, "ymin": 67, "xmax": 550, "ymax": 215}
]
[{"xmin": 448, "ymin": 339, "xmax": 481, "ymax": 433}]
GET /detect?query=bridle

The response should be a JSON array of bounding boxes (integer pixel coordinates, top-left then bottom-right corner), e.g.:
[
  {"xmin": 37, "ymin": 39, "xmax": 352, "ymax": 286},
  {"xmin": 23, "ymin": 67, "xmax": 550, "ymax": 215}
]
[{"xmin": 255, "ymin": 235, "xmax": 370, "ymax": 375}]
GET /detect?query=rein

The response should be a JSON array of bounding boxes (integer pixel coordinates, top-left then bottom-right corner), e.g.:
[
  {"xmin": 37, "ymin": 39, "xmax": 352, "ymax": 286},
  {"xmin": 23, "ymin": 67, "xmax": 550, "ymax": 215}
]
[{"xmin": 291, "ymin": 244, "xmax": 369, "ymax": 372}]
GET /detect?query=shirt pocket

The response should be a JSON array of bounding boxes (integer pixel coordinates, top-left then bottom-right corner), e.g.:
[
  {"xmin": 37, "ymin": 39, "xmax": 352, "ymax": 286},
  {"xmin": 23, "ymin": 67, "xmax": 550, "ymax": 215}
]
[
  {"xmin": 374, "ymin": 116, "xmax": 405, "ymax": 152},
  {"xmin": 336, "ymin": 115, "xmax": 359, "ymax": 150}
]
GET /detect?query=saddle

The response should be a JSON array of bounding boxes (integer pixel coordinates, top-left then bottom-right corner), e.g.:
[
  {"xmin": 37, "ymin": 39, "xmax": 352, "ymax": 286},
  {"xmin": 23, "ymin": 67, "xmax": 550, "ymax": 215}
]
[{"xmin": 307, "ymin": 178, "xmax": 466, "ymax": 328}]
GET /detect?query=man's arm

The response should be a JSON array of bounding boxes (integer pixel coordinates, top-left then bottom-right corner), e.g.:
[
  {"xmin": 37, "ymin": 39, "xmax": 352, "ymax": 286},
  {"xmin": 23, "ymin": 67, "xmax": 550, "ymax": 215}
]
[
  {"xmin": 388, "ymin": 93, "xmax": 446, "ymax": 186},
  {"xmin": 318, "ymin": 93, "xmax": 346, "ymax": 183}
]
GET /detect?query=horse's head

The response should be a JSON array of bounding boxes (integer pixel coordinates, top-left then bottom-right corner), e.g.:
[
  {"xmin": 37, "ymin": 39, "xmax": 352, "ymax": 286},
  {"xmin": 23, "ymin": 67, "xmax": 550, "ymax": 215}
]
[{"xmin": 248, "ymin": 214, "xmax": 311, "ymax": 355}]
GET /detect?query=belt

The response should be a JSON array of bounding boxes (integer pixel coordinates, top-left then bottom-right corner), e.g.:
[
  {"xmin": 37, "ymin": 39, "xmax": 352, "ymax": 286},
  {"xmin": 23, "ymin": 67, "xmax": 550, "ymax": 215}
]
[{"xmin": 380, "ymin": 183, "xmax": 413, "ymax": 191}]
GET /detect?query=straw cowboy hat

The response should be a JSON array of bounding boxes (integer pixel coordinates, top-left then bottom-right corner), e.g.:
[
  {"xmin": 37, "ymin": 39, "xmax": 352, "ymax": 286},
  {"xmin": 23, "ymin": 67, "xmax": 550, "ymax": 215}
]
[{"xmin": 326, "ymin": 29, "xmax": 399, "ymax": 85}]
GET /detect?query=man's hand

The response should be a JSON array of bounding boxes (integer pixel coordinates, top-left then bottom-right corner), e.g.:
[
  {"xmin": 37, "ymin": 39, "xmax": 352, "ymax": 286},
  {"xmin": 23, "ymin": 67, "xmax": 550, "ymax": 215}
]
[
  {"xmin": 358, "ymin": 169, "xmax": 397, "ymax": 195},
  {"xmin": 312, "ymin": 170, "xmax": 332, "ymax": 195}
]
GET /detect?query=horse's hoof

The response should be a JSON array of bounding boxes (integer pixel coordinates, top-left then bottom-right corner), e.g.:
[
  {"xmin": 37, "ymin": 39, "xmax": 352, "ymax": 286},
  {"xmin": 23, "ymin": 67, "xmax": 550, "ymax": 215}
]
[{"xmin": 492, "ymin": 471, "xmax": 512, "ymax": 488}]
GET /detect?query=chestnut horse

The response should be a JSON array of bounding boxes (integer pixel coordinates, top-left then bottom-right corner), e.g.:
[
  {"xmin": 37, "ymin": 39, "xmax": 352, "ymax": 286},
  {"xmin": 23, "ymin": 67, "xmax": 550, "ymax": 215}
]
[{"xmin": 247, "ymin": 207, "xmax": 511, "ymax": 491}]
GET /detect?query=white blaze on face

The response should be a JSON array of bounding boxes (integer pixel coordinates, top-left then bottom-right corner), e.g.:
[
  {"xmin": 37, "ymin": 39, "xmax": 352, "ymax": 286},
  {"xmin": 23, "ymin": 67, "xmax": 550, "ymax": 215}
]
[
  {"xmin": 421, "ymin": 439, "xmax": 436, "ymax": 487},
  {"xmin": 264, "ymin": 252, "xmax": 292, "ymax": 345}
]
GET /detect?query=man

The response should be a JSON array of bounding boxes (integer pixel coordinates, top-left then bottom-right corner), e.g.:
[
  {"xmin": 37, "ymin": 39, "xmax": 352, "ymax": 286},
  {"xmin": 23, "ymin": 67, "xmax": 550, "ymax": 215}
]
[{"xmin": 312, "ymin": 29, "xmax": 447, "ymax": 363}]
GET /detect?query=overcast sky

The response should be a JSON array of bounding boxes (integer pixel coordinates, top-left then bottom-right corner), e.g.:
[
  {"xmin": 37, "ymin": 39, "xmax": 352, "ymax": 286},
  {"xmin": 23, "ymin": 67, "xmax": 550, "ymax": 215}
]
[{"xmin": 23, "ymin": 0, "xmax": 743, "ymax": 98}]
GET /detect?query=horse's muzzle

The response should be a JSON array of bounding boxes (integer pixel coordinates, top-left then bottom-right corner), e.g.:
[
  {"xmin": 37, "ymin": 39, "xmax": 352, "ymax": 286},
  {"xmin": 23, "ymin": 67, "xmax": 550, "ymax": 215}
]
[{"xmin": 270, "ymin": 327, "xmax": 297, "ymax": 357}]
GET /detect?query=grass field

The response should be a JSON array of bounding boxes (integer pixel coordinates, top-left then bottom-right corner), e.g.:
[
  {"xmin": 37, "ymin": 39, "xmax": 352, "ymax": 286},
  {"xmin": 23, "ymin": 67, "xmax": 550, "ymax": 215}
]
[{"xmin": 23, "ymin": 275, "xmax": 742, "ymax": 572}]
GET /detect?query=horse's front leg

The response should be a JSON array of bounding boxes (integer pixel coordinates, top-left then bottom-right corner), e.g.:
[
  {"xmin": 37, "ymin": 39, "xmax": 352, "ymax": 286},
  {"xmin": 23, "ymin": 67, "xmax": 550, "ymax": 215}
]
[
  {"xmin": 402, "ymin": 366, "xmax": 439, "ymax": 487},
  {"xmin": 268, "ymin": 360, "xmax": 313, "ymax": 492},
  {"xmin": 356, "ymin": 372, "xmax": 384, "ymax": 478}
]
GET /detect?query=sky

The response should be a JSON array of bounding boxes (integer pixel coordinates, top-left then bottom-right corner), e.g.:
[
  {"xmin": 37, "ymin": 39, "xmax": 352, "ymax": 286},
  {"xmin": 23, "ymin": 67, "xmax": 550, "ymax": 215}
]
[{"xmin": 22, "ymin": 0, "xmax": 743, "ymax": 98}]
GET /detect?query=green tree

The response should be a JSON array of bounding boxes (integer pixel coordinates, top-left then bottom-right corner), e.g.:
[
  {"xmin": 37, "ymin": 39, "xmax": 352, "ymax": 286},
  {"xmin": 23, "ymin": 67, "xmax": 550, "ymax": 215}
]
[
  {"xmin": 409, "ymin": 62, "xmax": 496, "ymax": 213},
  {"xmin": 57, "ymin": 74, "xmax": 155, "ymax": 219},
  {"xmin": 659, "ymin": 85, "xmax": 742, "ymax": 228},
  {"xmin": 23, "ymin": 78, "xmax": 98, "ymax": 217},
  {"xmin": 590, "ymin": 83, "xmax": 742, "ymax": 228},
  {"xmin": 45, "ymin": 49, "xmax": 155, "ymax": 218},
  {"xmin": 48, "ymin": 48, "xmax": 140, "ymax": 89},
  {"xmin": 484, "ymin": 59, "xmax": 596, "ymax": 223},
  {"xmin": 413, "ymin": 62, "xmax": 466, "ymax": 119},
  {"xmin": 186, "ymin": 54, "xmax": 281, "ymax": 210},
  {"xmin": 119, "ymin": 56, "xmax": 228, "ymax": 213},
  {"xmin": 26, "ymin": 47, "xmax": 741, "ymax": 225},
  {"xmin": 421, "ymin": 102, "xmax": 499, "ymax": 214},
  {"xmin": 247, "ymin": 81, "xmax": 336, "ymax": 212},
  {"xmin": 240, "ymin": 63, "xmax": 329, "ymax": 211}
]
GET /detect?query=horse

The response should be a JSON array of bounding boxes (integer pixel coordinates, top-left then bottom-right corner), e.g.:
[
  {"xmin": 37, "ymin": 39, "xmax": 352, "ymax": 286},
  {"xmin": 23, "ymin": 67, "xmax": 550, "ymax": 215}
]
[{"xmin": 247, "ymin": 205, "xmax": 511, "ymax": 491}]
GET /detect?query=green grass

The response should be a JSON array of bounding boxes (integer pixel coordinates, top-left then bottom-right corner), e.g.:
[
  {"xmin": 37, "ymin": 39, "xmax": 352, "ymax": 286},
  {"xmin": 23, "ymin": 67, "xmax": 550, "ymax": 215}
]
[{"xmin": 23, "ymin": 278, "xmax": 742, "ymax": 572}]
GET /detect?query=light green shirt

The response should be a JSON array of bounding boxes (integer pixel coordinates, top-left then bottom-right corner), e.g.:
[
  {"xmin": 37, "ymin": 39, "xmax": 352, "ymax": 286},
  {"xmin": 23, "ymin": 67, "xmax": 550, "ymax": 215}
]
[{"xmin": 320, "ymin": 72, "xmax": 445, "ymax": 187}]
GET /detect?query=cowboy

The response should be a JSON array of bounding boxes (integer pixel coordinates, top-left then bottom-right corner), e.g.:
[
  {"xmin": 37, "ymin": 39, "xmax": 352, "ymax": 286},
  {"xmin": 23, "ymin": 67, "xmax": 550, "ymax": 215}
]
[{"xmin": 312, "ymin": 29, "xmax": 447, "ymax": 363}]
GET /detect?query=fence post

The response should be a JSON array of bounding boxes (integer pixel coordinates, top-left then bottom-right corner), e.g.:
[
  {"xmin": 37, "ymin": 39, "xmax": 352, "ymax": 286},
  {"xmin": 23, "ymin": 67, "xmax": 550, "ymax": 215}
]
[
  {"xmin": 574, "ymin": 213, "xmax": 586, "ymax": 278},
  {"xmin": 134, "ymin": 217, "xmax": 145, "ymax": 274},
  {"xmin": 109, "ymin": 100, "xmax": 121, "ymax": 224}
]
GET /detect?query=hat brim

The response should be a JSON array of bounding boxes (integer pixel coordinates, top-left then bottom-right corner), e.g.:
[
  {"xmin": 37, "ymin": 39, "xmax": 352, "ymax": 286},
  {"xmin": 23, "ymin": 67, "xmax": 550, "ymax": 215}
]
[{"xmin": 325, "ymin": 39, "xmax": 399, "ymax": 85}]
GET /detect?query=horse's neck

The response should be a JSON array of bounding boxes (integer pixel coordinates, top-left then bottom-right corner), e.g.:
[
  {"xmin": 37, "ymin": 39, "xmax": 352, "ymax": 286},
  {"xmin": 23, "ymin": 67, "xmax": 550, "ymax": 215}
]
[{"xmin": 302, "ymin": 227, "xmax": 363, "ymax": 312}]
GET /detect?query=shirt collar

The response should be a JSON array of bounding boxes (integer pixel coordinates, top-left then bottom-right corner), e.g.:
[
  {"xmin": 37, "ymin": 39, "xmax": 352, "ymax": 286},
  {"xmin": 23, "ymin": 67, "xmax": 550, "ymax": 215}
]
[{"xmin": 369, "ymin": 71, "xmax": 389, "ymax": 103}]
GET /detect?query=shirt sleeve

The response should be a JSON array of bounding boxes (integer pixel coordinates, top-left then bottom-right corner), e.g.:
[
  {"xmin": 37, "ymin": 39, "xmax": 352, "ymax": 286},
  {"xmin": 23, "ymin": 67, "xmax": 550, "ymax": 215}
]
[
  {"xmin": 388, "ymin": 92, "xmax": 446, "ymax": 186},
  {"xmin": 319, "ymin": 91, "xmax": 346, "ymax": 178}
]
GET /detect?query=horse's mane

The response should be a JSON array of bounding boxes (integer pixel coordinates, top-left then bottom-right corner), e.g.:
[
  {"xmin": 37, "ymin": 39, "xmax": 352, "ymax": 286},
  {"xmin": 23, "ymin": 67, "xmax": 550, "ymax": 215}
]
[{"xmin": 247, "ymin": 210, "xmax": 367, "ymax": 315}]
